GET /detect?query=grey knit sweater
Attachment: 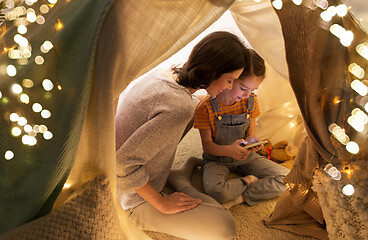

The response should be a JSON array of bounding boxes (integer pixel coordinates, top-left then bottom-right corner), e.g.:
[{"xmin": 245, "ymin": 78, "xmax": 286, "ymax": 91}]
[{"xmin": 115, "ymin": 69, "xmax": 195, "ymax": 210}]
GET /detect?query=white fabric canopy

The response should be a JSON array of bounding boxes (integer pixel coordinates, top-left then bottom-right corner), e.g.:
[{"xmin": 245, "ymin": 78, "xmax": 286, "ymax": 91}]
[{"xmin": 230, "ymin": 0, "xmax": 306, "ymax": 147}]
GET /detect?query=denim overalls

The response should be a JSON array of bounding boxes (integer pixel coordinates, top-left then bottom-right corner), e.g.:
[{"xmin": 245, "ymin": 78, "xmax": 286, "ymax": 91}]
[
  {"xmin": 202, "ymin": 95, "xmax": 290, "ymax": 206},
  {"xmin": 203, "ymin": 94, "xmax": 255, "ymax": 165}
]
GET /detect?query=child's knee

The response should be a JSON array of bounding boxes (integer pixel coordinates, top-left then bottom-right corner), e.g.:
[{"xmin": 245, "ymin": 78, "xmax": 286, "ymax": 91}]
[{"xmin": 204, "ymin": 181, "xmax": 229, "ymax": 203}]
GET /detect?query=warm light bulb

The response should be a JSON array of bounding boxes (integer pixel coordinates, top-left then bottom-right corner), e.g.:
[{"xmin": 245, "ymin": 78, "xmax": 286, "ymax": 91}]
[
  {"xmin": 324, "ymin": 163, "xmax": 342, "ymax": 180},
  {"xmin": 348, "ymin": 63, "xmax": 365, "ymax": 79},
  {"xmin": 346, "ymin": 141, "xmax": 359, "ymax": 154},
  {"xmin": 330, "ymin": 24, "xmax": 345, "ymax": 38},
  {"xmin": 26, "ymin": 12, "xmax": 37, "ymax": 22},
  {"xmin": 336, "ymin": 4, "xmax": 348, "ymax": 17},
  {"xmin": 272, "ymin": 0, "xmax": 283, "ymax": 10},
  {"xmin": 17, "ymin": 25, "xmax": 27, "ymax": 34},
  {"xmin": 42, "ymin": 79, "xmax": 54, "ymax": 91},
  {"xmin": 342, "ymin": 184, "xmax": 354, "ymax": 196},
  {"xmin": 11, "ymin": 127, "xmax": 22, "ymax": 137},
  {"xmin": 35, "ymin": 56, "xmax": 44, "ymax": 65},
  {"xmin": 22, "ymin": 79, "xmax": 34, "ymax": 88},
  {"xmin": 32, "ymin": 103, "xmax": 42, "ymax": 112},
  {"xmin": 55, "ymin": 19, "xmax": 63, "ymax": 30},
  {"xmin": 314, "ymin": 0, "xmax": 328, "ymax": 9},
  {"xmin": 36, "ymin": 15, "xmax": 45, "ymax": 25},
  {"xmin": 5, "ymin": 150, "xmax": 14, "ymax": 160},
  {"xmin": 43, "ymin": 131, "xmax": 53, "ymax": 140},
  {"xmin": 347, "ymin": 116, "xmax": 364, "ymax": 132},
  {"xmin": 292, "ymin": 0, "xmax": 302, "ymax": 5},
  {"xmin": 10, "ymin": 113, "xmax": 20, "ymax": 122},
  {"xmin": 11, "ymin": 84, "xmax": 23, "ymax": 94},
  {"xmin": 327, "ymin": 6, "xmax": 336, "ymax": 16},
  {"xmin": 20, "ymin": 93, "xmax": 30, "ymax": 104},
  {"xmin": 340, "ymin": 30, "xmax": 354, "ymax": 47},
  {"xmin": 320, "ymin": 11, "xmax": 333, "ymax": 22},
  {"xmin": 39, "ymin": 125, "xmax": 47, "ymax": 133},
  {"xmin": 8, "ymin": 50, "xmax": 22, "ymax": 59},
  {"xmin": 24, "ymin": 124, "xmax": 32, "ymax": 133},
  {"xmin": 41, "ymin": 41, "xmax": 53, "ymax": 53},
  {"xmin": 351, "ymin": 80, "xmax": 368, "ymax": 96},
  {"xmin": 18, "ymin": 117, "xmax": 27, "ymax": 126},
  {"xmin": 41, "ymin": 109, "xmax": 51, "ymax": 119},
  {"xmin": 7, "ymin": 65, "xmax": 17, "ymax": 77},
  {"xmin": 40, "ymin": 4, "xmax": 49, "ymax": 14},
  {"xmin": 356, "ymin": 43, "xmax": 368, "ymax": 60}
]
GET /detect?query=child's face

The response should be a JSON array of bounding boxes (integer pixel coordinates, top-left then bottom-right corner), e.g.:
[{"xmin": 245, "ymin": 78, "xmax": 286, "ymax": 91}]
[
  {"xmin": 229, "ymin": 75, "xmax": 263, "ymax": 102},
  {"xmin": 206, "ymin": 68, "xmax": 243, "ymax": 97}
]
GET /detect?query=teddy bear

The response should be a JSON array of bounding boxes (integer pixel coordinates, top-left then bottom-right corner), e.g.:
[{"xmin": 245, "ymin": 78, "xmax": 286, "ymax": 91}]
[{"xmin": 257, "ymin": 140, "xmax": 298, "ymax": 169}]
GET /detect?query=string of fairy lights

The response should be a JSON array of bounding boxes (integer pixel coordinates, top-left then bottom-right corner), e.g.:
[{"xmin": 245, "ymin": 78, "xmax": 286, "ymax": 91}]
[
  {"xmin": 1, "ymin": 0, "xmax": 63, "ymax": 161},
  {"xmin": 266, "ymin": 0, "xmax": 367, "ymax": 197}
]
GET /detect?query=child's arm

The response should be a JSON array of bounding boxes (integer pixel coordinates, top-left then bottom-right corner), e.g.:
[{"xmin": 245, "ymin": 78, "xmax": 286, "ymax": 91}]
[
  {"xmin": 245, "ymin": 118, "xmax": 263, "ymax": 152},
  {"xmin": 246, "ymin": 118, "xmax": 256, "ymax": 137},
  {"xmin": 199, "ymin": 128, "xmax": 250, "ymax": 161}
]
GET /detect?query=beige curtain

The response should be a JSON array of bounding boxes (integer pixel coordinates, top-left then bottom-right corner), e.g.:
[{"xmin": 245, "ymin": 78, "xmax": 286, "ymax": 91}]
[{"xmin": 56, "ymin": 0, "xmax": 234, "ymax": 239}]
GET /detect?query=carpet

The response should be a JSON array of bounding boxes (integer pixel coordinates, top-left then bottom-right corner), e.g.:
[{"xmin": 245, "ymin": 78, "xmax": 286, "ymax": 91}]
[{"xmin": 145, "ymin": 128, "xmax": 317, "ymax": 240}]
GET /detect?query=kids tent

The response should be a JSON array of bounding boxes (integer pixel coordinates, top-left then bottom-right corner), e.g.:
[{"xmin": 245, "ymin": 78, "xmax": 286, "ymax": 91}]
[{"xmin": 0, "ymin": 0, "xmax": 367, "ymax": 239}]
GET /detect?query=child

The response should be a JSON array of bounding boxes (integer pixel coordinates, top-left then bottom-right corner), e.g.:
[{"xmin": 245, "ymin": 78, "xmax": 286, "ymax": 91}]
[{"xmin": 194, "ymin": 49, "xmax": 290, "ymax": 209}]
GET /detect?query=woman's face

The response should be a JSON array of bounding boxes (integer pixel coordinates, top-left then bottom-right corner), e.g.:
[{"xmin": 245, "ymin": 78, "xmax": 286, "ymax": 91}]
[
  {"xmin": 206, "ymin": 69, "xmax": 243, "ymax": 97},
  {"xmin": 229, "ymin": 75, "xmax": 263, "ymax": 102}
]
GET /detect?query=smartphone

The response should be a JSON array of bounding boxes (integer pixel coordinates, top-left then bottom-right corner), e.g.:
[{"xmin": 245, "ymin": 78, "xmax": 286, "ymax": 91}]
[{"xmin": 241, "ymin": 140, "xmax": 268, "ymax": 149}]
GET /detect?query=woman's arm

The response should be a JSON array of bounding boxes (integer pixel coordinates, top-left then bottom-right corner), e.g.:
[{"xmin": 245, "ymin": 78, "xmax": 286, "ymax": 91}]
[
  {"xmin": 135, "ymin": 182, "xmax": 201, "ymax": 214},
  {"xmin": 199, "ymin": 129, "xmax": 250, "ymax": 161}
]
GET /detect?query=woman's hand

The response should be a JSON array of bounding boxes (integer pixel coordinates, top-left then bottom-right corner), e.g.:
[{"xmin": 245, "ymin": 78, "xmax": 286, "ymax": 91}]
[
  {"xmin": 157, "ymin": 192, "xmax": 202, "ymax": 214},
  {"xmin": 229, "ymin": 139, "xmax": 250, "ymax": 161}
]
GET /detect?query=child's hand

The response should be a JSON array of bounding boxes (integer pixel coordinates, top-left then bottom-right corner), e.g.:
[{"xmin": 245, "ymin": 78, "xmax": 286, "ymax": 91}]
[
  {"xmin": 230, "ymin": 139, "xmax": 250, "ymax": 161},
  {"xmin": 244, "ymin": 136, "xmax": 263, "ymax": 152}
]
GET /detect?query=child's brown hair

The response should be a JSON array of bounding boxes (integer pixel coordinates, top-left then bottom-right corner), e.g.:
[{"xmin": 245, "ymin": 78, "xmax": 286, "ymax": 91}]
[{"xmin": 240, "ymin": 49, "xmax": 266, "ymax": 79}]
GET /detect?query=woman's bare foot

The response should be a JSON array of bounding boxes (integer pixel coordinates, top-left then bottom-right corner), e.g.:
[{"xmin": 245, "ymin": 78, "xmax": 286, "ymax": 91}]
[{"xmin": 167, "ymin": 157, "xmax": 203, "ymax": 191}]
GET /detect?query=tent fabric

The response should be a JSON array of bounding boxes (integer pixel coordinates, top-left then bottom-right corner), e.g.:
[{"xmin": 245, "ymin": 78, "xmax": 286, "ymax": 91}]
[
  {"xmin": 261, "ymin": 0, "xmax": 364, "ymax": 239},
  {"xmin": 0, "ymin": 0, "xmax": 234, "ymax": 238},
  {"xmin": 1, "ymin": 0, "xmax": 366, "ymax": 239},
  {"xmin": 0, "ymin": 0, "xmax": 114, "ymax": 233},
  {"xmin": 229, "ymin": 1, "xmax": 306, "ymax": 148}
]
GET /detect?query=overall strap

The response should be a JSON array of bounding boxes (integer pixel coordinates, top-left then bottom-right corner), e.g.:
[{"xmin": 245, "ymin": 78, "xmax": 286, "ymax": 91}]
[
  {"xmin": 247, "ymin": 93, "xmax": 255, "ymax": 111},
  {"xmin": 209, "ymin": 97, "xmax": 221, "ymax": 113}
]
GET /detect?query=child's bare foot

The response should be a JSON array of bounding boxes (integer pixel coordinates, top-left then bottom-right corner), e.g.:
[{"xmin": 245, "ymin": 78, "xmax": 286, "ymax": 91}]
[
  {"xmin": 222, "ymin": 175, "xmax": 258, "ymax": 209},
  {"xmin": 243, "ymin": 175, "xmax": 258, "ymax": 186}
]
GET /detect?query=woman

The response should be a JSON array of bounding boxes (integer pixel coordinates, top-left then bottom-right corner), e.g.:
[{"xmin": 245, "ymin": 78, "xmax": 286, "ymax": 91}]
[{"xmin": 115, "ymin": 31, "xmax": 249, "ymax": 240}]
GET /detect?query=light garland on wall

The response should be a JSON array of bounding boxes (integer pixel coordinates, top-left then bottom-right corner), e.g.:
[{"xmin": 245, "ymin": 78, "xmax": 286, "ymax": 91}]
[{"xmin": 1, "ymin": 0, "xmax": 62, "ymax": 162}]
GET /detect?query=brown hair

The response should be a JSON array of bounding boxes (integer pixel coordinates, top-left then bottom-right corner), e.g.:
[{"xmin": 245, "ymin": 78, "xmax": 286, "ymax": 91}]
[
  {"xmin": 173, "ymin": 31, "xmax": 249, "ymax": 89},
  {"xmin": 240, "ymin": 49, "xmax": 266, "ymax": 79}
]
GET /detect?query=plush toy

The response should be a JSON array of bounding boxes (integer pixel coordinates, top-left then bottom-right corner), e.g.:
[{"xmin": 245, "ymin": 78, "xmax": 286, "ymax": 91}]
[{"xmin": 257, "ymin": 140, "xmax": 298, "ymax": 166}]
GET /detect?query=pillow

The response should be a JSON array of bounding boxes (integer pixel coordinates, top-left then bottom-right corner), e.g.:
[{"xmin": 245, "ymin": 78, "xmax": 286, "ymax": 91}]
[{"xmin": 0, "ymin": 175, "xmax": 125, "ymax": 240}]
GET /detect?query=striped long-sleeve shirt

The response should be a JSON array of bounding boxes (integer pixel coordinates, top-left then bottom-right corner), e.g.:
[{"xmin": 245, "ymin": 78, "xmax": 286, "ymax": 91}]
[{"xmin": 194, "ymin": 95, "xmax": 261, "ymax": 139}]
